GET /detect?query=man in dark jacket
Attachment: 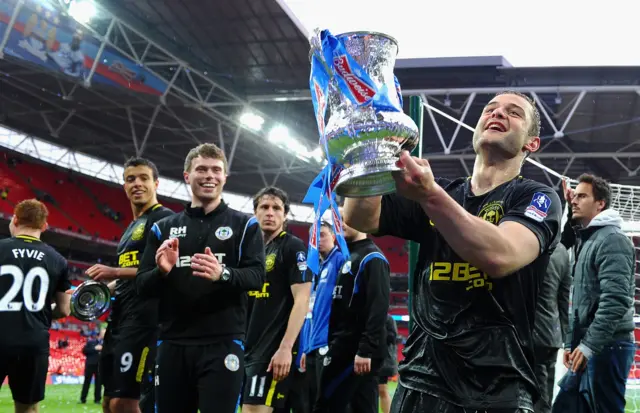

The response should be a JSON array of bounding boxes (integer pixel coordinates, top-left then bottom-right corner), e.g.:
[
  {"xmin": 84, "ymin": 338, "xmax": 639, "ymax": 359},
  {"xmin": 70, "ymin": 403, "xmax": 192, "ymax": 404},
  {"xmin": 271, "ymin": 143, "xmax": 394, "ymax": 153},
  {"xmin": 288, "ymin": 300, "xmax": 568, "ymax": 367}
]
[
  {"xmin": 556, "ymin": 174, "xmax": 635, "ymax": 413},
  {"xmin": 532, "ymin": 243, "xmax": 571, "ymax": 413},
  {"xmin": 312, "ymin": 213, "xmax": 390, "ymax": 413},
  {"xmin": 136, "ymin": 143, "xmax": 265, "ymax": 413},
  {"xmin": 80, "ymin": 327, "xmax": 104, "ymax": 404}
]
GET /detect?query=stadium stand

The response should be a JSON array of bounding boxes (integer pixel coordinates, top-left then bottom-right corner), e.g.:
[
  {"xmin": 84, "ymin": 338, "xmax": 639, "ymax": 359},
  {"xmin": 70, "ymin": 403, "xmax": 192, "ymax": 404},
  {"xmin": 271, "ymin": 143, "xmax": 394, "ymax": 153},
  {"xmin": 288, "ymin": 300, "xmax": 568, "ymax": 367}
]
[
  {"xmin": 2, "ymin": 153, "xmax": 410, "ymax": 271},
  {"xmin": 14, "ymin": 159, "xmax": 127, "ymax": 240},
  {"xmin": 49, "ymin": 330, "xmax": 89, "ymax": 377},
  {"xmin": 1, "ymin": 152, "xmax": 412, "ymax": 379},
  {"xmin": 0, "ymin": 159, "xmax": 77, "ymax": 231}
]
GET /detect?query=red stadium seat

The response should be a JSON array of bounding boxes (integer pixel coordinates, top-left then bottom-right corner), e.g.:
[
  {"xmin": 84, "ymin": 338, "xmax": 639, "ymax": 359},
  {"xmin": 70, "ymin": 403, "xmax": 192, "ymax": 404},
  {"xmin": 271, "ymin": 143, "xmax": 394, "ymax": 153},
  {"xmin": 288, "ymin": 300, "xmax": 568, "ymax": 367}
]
[
  {"xmin": 0, "ymin": 156, "xmax": 185, "ymax": 240},
  {"xmin": 48, "ymin": 330, "xmax": 88, "ymax": 376},
  {"xmin": 0, "ymin": 161, "xmax": 76, "ymax": 230},
  {"xmin": 11, "ymin": 161, "xmax": 125, "ymax": 240}
]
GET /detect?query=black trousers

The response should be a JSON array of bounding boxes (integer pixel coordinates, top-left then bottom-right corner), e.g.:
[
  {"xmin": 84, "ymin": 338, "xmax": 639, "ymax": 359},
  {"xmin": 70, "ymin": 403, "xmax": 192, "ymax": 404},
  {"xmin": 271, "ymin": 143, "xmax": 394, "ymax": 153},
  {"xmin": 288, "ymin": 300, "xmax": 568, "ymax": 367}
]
[
  {"xmin": 155, "ymin": 340, "xmax": 244, "ymax": 413},
  {"xmin": 533, "ymin": 347, "xmax": 559, "ymax": 413},
  {"xmin": 274, "ymin": 367, "xmax": 311, "ymax": 413},
  {"xmin": 80, "ymin": 362, "xmax": 101, "ymax": 403},
  {"xmin": 307, "ymin": 349, "xmax": 323, "ymax": 409},
  {"xmin": 312, "ymin": 354, "xmax": 379, "ymax": 413}
]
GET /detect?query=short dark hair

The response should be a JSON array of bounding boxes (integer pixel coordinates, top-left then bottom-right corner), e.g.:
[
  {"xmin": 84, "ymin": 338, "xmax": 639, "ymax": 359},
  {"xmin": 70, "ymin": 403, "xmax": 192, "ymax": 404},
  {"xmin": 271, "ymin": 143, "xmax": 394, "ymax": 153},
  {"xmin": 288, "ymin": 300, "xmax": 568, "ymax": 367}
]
[
  {"xmin": 123, "ymin": 157, "xmax": 159, "ymax": 181},
  {"xmin": 252, "ymin": 186, "xmax": 291, "ymax": 215},
  {"xmin": 494, "ymin": 90, "xmax": 541, "ymax": 137},
  {"xmin": 320, "ymin": 221, "xmax": 334, "ymax": 233},
  {"xmin": 184, "ymin": 143, "xmax": 227, "ymax": 173},
  {"xmin": 14, "ymin": 199, "xmax": 48, "ymax": 229},
  {"xmin": 577, "ymin": 173, "xmax": 611, "ymax": 210}
]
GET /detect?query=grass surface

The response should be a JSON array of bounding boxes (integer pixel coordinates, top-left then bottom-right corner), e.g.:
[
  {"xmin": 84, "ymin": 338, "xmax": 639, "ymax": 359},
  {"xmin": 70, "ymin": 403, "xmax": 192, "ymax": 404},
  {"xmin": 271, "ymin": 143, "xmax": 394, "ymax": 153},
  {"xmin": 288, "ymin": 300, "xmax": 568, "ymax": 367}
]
[{"xmin": 1, "ymin": 383, "xmax": 639, "ymax": 412}]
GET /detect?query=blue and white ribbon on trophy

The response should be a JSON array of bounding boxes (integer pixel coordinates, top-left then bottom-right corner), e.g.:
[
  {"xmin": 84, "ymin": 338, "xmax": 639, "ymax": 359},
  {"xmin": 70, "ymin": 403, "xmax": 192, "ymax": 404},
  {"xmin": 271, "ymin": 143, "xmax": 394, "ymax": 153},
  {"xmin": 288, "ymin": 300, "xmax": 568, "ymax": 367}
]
[{"xmin": 303, "ymin": 29, "xmax": 405, "ymax": 275}]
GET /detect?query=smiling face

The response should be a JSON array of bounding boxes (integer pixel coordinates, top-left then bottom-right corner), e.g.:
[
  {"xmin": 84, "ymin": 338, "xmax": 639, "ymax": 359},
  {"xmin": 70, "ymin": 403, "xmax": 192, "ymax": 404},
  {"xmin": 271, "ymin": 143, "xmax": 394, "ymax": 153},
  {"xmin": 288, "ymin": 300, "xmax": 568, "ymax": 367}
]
[
  {"xmin": 123, "ymin": 165, "xmax": 158, "ymax": 208},
  {"xmin": 472, "ymin": 93, "xmax": 541, "ymax": 159},
  {"xmin": 183, "ymin": 156, "xmax": 226, "ymax": 204}
]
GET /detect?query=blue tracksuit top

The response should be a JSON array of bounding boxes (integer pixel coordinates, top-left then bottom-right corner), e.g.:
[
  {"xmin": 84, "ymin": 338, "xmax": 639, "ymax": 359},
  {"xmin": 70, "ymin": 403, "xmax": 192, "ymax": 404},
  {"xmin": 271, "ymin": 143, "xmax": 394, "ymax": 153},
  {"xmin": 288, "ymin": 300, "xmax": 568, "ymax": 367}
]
[{"xmin": 306, "ymin": 247, "xmax": 345, "ymax": 353}]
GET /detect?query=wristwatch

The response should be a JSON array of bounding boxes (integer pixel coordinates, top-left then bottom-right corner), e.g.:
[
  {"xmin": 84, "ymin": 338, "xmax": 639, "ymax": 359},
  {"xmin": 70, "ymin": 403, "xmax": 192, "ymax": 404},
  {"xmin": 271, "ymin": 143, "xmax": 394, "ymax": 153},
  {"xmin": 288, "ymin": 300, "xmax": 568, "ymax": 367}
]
[{"xmin": 220, "ymin": 266, "xmax": 231, "ymax": 282}]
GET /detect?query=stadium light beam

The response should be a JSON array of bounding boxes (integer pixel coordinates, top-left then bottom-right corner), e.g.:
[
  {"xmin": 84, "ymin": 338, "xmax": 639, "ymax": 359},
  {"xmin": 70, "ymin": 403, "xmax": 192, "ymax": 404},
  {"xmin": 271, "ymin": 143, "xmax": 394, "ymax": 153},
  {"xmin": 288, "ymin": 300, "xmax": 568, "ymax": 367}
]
[
  {"xmin": 310, "ymin": 147, "xmax": 324, "ymax": 163},
  {"xmin": 67, "ymin": 0, "xmax": 96, "ymax": 24},
  {"xmin": 239, "ymin": 112, "xmax": 265, "ymax": 132},
  {"xmin": 268, "ymin": 125, "xmax": 289, "ymax": 144}
]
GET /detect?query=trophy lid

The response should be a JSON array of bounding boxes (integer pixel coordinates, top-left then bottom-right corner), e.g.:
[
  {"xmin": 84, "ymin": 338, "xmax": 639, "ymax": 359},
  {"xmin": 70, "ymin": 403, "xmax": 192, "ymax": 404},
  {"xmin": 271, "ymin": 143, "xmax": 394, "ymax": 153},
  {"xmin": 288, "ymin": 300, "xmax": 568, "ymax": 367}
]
[
  {"xmin": 308, "ymin": 29, "xmax": 400, "ymax": 61},
  {"xmin": 336, "ymin": 31, "xmax": 398, "ymax": 44},
  {"xmin": 336, "ymin": 31, "xmax": 399, "ymax": 52}
]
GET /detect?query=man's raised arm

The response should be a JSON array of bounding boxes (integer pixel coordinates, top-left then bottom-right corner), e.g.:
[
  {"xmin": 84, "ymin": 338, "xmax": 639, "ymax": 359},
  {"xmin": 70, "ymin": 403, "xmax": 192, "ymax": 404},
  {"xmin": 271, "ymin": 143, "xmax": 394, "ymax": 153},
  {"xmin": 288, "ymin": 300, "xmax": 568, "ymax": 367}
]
[{"xmin": 344, "ymin": 194, "xmax": 433, "ymax": 243}]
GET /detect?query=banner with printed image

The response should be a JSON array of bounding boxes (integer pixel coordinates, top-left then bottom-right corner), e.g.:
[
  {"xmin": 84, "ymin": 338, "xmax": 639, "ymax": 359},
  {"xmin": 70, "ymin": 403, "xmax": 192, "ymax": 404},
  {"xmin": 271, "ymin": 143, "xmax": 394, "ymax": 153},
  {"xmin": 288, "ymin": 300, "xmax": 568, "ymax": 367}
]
[{"xmin": 0, "ymin": 0, "xmax": 168, "ymax": 96}]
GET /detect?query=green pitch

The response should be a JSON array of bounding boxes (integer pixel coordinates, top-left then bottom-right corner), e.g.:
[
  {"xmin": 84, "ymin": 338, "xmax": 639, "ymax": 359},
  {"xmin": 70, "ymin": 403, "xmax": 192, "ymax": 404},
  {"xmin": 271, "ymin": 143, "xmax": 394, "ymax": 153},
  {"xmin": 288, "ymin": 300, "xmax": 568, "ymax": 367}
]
[
  {"xmin": 0, "ymin": 384, "xmax": 399, "ymax": 413},
  {"xmin": 1, "ymin": 383, "xmax": 639, "ymax": 412}
]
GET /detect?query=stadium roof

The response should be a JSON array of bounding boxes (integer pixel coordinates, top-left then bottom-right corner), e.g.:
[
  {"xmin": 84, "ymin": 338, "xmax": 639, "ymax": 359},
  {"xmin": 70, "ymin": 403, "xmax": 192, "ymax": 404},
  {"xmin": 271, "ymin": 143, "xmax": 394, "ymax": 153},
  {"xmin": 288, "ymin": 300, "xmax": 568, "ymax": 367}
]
[{"xmin": 1, "ymin": 0, "xmax": 640, "ymax": 213}]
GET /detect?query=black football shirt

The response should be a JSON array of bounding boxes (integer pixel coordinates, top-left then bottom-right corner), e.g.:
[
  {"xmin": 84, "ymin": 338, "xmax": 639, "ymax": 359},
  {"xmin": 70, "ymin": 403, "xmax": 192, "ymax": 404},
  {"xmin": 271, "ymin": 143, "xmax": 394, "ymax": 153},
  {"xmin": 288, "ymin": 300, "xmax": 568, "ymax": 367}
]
[
  {"xmin": 376, "ymin": 176, "xmax": 562, "ymax": 410},
  {"xmin": 110, "ymin": 204, "xmax": 174, "ymax": 330},
  {"xmin": 245, "ymin": 231, "xmax": 310, "ymax": 366},
  {"xmin": 0, "ymin": 235, "xmax": 71, "ymax": 352}
]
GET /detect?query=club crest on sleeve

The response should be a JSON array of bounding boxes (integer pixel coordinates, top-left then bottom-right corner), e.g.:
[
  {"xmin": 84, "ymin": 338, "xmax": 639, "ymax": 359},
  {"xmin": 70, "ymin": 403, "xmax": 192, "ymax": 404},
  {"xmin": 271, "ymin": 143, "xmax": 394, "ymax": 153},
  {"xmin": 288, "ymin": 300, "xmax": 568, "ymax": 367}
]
[
  {"xmin": 524, "ymin": 192, "xmax": 551, "ymax": 223},
  {"xmin": 296, "ymin": 251, "xmax": 307, "ymax": 271},
  {"xmin": 215, "ymin": 226, "xmax": 233, "ymax": 241}
]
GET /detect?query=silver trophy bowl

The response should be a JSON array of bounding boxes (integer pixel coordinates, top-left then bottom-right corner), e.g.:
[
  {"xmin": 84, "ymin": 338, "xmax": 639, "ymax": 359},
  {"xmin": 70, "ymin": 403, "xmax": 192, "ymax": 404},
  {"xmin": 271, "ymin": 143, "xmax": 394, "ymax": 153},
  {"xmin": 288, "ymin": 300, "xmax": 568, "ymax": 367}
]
[
  {"xmin": 70, "ymin": 280, "xmax": 111, "ymax": 322},
  {"xmin": 322, "ymin": 31, "xmax": 419, "ymax": 197}
]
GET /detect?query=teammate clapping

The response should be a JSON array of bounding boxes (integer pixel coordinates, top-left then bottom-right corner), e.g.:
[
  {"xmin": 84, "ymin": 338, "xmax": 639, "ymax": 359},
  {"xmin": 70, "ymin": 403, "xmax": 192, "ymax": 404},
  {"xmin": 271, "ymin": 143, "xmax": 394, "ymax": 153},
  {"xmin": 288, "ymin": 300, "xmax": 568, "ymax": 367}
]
[
  {"xmin": 136, "ymin": 143, "xmax": 265, "ymax": 413},
  {"xmin": 243, "ymin": 187, "xmax": 312, "ymax": 413},
  {"xmin": 0, "ymin": 200, "xmax": 72, "ymax": 413},
  {"xmin": 85, "ymin": 157, "xmax": 173, "ymax": 413}
]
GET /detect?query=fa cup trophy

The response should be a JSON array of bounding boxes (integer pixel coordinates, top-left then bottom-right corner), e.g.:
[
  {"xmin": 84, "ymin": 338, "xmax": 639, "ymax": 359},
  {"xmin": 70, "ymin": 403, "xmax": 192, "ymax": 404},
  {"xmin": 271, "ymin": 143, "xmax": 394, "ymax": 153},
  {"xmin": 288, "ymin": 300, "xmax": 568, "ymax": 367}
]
[
  {"xmin": 70, "ymin": 280, "xmax": 111, "ymax": 322},
  {"xmin": 309, "ymin": 30, "xmax": 419, "ymax": 197}
]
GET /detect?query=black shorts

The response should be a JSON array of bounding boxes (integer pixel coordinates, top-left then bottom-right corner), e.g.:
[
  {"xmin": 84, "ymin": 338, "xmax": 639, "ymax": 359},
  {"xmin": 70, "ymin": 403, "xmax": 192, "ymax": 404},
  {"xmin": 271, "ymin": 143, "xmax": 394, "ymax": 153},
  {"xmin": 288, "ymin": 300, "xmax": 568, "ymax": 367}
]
[
  {"xmin": 378, "ymin": 376, "xmax": 389, "ymax": 385},
  {"xmin": 243, "ymin": 362, "xmax": 293, "ymax": 408},
  {"xmin": 312, "ymin": 354, "xmax": 379, "ymax": 413},
  {"xmin": 100, "ymin": 326, "xmax": 157, "ymax": 400},
  {"xmin": 286, "ymin": 367, "xmax": 310, "ymax": 412},
  {"xmin": 155, "ymin": 340, "xmax": 244, "ymax": 413},
  {"xmin": 0, "ymin": 350, "xmax": 49, "ymax": 404}
]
